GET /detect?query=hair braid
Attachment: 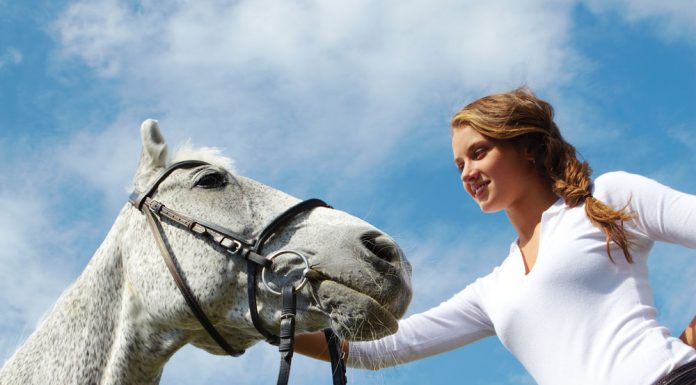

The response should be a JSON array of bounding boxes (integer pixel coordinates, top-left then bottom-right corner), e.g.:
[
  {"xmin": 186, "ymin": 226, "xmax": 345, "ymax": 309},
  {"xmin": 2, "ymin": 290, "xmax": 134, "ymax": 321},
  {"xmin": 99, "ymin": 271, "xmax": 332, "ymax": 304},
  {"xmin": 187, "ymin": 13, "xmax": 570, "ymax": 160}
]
[
  {"xmin": 451, "ymin": 87, "xmax": 635, "ymax": 263},
  {"xmin": 548, "ymin": 142, "xmax": 633, "ymax": 263}
]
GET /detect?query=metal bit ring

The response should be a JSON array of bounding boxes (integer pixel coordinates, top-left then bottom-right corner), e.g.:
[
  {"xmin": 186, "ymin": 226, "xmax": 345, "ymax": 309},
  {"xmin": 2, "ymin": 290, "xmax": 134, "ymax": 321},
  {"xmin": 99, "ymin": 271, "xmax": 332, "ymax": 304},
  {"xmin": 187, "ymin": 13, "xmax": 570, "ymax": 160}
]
[{"xmin": 261, "ymin": 250, "xmax": 310, "ymax": 295}]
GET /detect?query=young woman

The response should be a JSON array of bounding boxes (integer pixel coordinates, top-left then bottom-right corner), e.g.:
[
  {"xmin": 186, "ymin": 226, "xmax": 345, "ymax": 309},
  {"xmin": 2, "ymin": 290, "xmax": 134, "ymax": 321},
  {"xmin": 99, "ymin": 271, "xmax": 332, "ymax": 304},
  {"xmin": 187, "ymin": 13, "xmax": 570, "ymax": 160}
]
[{"xmin": 295, "ymin": 88, "xmax": 696, "ymax": 385}]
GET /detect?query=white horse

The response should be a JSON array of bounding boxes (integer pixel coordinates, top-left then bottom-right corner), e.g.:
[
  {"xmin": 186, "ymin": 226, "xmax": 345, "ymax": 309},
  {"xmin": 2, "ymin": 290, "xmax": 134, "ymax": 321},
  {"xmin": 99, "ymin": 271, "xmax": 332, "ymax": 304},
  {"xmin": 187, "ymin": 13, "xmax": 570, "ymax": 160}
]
[{"xmin": 0, "ymin": 120, "xmax": 412, "ymax": 385}]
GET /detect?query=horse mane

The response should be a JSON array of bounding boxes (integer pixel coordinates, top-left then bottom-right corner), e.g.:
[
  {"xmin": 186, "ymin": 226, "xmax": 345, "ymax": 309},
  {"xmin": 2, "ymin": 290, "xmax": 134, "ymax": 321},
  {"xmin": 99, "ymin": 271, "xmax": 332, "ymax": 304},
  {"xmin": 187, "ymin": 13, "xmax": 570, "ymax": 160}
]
[{"xmin": 170, "ymin": 141, "xmax": 235, "ymax": 172}]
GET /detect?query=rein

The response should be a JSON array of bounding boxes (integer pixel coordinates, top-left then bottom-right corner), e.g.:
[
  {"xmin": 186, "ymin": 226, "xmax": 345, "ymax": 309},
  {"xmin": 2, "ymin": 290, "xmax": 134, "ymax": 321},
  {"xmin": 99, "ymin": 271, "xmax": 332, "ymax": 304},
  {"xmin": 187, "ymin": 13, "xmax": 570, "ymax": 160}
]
[{"xmin": 129, "ymin": 160, "xmax": 346, "ymax": 385}]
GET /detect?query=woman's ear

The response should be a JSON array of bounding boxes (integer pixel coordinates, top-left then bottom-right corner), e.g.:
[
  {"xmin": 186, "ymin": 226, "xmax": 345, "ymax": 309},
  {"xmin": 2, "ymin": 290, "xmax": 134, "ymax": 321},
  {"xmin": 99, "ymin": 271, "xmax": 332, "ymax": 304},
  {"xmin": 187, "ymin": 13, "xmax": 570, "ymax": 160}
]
[
  {"xmin": 526, "ymin": 146, "xmax": 537, "ymax": 163},
  {"xmin": 517, "ymin": 139, "xmax": 543, "ymax": 170}
]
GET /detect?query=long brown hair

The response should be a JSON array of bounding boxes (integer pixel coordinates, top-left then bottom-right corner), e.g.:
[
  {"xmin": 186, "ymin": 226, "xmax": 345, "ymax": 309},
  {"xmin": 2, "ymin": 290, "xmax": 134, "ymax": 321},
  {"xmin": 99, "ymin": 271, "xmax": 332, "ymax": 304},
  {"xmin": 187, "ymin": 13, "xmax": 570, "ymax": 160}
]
[{"xmin": 451, "ymin": 87, "xmax": 634, "ymax": 263}]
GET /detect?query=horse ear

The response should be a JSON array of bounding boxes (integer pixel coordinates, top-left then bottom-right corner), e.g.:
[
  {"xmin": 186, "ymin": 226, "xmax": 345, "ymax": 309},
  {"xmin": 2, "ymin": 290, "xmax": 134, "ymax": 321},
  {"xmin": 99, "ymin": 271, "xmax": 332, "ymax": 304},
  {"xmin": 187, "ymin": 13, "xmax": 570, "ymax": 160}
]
[{"xmin": 133, "ymin": 119, "xmax": 168, "ymax": 189}]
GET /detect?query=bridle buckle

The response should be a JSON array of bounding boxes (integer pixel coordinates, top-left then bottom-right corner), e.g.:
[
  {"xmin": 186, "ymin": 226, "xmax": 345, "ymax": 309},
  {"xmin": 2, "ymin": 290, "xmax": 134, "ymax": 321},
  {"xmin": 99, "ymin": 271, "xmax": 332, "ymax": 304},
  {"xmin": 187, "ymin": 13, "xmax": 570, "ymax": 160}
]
[{"xmin": 221, "ymin": 238, "xmax": 243, "ymax": 253}]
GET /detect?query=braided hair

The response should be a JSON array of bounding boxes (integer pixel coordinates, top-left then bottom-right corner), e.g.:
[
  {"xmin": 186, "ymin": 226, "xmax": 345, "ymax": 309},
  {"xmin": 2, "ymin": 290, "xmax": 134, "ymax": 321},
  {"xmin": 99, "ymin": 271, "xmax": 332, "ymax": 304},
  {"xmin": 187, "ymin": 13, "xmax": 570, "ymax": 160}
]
[{"xmin": 451, "ymin": 87, "xmax": 634, "ymax": 263}]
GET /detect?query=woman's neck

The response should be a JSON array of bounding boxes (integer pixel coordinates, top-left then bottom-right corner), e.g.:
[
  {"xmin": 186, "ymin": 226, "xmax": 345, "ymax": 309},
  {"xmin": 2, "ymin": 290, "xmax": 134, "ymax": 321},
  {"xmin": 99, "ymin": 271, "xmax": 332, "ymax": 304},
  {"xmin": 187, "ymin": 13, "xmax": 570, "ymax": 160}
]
[{"xmin": 506, "ymin": 183, "xmax": 559, "ymax": 244}]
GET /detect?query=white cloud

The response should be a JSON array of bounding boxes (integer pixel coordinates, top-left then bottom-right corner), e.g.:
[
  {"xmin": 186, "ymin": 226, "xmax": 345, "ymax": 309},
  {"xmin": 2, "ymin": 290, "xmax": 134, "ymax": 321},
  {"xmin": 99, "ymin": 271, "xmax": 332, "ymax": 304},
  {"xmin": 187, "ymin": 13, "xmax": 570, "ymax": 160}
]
[
  {"xmin": 667, "ymin": 124, "xmax": 696, "ymax": 153},
  {"xmin": 584, "ymin": 0, "xmax": 696, "ymax": 42},
  {"xmin": 52, "ymin": 116, "xmax": 142, "ymax": 208},
  {"xmin": 0, "ymin": 47, "xmax": 22, "ymax": 69},
  {"xmin": 52, "ymin": 1, "xmax": 142, "ymax": 77},
  {"xmin": 0, "ymin": 141, "xmax": 110, "ymax": 363},
  {"xmin": 51, "ymin": 0, "xmax": 580, "ymax": 193},
  {"xmin": 0, "ymin": 190, "xmax": 77, "ymax": 362},
  {"xmin": 8, "ymin": 48, "xmax": 22, "ymax": 64}
]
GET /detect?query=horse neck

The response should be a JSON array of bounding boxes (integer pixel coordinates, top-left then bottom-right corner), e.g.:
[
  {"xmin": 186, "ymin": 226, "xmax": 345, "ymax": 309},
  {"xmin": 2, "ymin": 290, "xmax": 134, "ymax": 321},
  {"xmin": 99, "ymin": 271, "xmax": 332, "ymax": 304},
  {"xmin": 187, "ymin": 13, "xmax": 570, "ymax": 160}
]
[{"xmin": 0, "ymin": 208, "xmax": 185, "ymax": 385}]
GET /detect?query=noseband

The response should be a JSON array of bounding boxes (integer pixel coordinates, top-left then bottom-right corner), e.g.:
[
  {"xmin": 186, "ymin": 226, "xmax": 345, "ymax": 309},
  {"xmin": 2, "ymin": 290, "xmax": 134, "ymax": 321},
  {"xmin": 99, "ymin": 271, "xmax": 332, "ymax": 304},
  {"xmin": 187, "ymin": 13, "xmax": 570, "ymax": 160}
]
[{"xmin": 129, "ymin": 160, "xmax": 346, "ymax": 385}]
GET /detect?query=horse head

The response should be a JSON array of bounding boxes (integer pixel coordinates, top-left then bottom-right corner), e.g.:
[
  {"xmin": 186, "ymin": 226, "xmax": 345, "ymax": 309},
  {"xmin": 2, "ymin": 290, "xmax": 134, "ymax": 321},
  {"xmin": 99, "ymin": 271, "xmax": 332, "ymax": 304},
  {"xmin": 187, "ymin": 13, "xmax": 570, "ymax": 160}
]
[{"xmin": 124, "ymin": 119, "xmax": 412, "ymax": 356}]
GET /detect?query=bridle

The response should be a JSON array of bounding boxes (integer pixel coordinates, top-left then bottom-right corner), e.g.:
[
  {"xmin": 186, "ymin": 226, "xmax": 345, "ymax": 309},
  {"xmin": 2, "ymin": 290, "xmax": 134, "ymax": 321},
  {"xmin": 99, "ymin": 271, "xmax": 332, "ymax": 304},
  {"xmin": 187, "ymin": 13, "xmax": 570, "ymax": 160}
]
[{"xmin": 128, "ymin": 160, "xmax": 347, "ymax": 385}]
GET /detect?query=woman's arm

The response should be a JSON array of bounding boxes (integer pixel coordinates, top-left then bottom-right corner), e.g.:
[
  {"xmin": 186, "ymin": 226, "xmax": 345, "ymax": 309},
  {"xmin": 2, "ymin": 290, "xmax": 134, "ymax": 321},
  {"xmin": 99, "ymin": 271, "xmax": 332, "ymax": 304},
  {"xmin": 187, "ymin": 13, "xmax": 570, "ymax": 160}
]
[
  {"xmin": 595, "ymin": 172, "xmax": 696, "ymax": 247},
  {"xmin": 601, "ymin": 174, "xmax": 696, "ymax": 351},
  {"xmin": 294, "ymin": 331, "xmax": 349, "ymax": 362},
  {"xmin": 294, "ymin": 278, "xmax": 496, "ymax": 370},
  {"xmin": 294, "ymin": 264, "xmax": 501, "ymax": 369},
  {"xmin": 680, "ymin": 316, "xmax": 696, "ymax": 349},
  {"xmin": 599, "ymin": 174, "xmax": 696, "ymax": 350}
]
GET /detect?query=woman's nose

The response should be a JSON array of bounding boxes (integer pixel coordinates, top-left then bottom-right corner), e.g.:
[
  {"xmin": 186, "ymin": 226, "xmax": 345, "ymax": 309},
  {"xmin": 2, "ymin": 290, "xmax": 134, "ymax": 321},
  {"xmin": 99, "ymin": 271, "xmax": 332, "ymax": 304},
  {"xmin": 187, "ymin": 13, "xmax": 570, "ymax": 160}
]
[{"xmin": 461, "ymin": 164, "xmax": 478, "ymax": 182}]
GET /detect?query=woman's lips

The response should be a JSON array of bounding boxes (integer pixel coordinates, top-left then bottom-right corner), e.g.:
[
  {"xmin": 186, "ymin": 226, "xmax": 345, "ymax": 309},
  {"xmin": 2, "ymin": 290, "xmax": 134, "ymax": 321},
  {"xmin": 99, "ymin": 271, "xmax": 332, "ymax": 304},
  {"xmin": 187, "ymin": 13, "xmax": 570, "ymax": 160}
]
[{"xmin": 472, "ymin": 181, "xmax": 489, "ymax": 198}]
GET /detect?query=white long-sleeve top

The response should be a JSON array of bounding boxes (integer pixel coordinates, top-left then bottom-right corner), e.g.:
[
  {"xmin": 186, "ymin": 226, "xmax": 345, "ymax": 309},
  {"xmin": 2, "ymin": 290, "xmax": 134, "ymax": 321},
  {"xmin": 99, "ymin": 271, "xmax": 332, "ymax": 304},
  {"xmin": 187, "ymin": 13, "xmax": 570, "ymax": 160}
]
[{"xmin": 348, "ymin": 171, "xmax": 696, "ymax": 385}]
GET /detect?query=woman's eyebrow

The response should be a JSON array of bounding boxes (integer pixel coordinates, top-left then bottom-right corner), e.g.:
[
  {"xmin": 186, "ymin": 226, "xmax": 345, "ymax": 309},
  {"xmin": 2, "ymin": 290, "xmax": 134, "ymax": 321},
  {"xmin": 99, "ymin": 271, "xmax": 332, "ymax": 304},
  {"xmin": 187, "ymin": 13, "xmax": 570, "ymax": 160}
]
[{"xmin": 466, "ymin": 140, "xmax": 489, "ymax": 155}]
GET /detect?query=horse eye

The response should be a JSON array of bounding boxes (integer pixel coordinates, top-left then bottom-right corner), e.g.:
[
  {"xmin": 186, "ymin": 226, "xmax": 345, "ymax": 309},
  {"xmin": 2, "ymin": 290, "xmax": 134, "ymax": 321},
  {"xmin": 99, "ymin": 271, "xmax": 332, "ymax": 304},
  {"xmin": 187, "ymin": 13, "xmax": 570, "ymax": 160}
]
[{"xmin": 195, "ymin": 172, "xmax": 226, "ymax": 189}]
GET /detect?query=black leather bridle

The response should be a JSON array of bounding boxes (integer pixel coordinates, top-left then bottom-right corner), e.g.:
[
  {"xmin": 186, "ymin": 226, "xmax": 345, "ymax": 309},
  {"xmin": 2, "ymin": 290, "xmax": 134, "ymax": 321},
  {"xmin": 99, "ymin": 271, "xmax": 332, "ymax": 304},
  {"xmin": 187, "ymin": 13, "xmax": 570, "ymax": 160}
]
[{"xmin": 129, "ymin": 160, "xmax": 346, "ymax": 385}]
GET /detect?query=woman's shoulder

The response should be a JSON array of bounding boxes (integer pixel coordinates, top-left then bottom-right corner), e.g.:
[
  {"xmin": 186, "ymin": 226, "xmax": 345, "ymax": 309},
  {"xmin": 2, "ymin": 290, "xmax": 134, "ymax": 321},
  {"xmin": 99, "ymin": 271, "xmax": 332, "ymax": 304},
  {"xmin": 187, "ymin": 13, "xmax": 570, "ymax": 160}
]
[
  {"xmin": 593, "ymin": 171, "xmax": 655, "ymax": 193},
  {"xmin": 593, "ymin": 171, "xmax": 666, "ymax": 207},
  {"xmin": 594, "ymin": 170, "xmax": 642, "ymax": 185},
  {"xmin": 592, "ymin": 171, "xmax": 641, "ymax": 204}
]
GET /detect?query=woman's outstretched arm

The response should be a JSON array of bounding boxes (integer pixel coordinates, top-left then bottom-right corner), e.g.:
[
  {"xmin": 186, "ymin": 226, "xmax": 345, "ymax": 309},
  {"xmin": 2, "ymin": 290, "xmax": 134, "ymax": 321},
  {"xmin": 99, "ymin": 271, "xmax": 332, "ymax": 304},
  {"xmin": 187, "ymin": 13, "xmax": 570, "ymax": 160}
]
[{"xmin": 294, "ymin": 331, "xmax": 349, "ymax": 362}]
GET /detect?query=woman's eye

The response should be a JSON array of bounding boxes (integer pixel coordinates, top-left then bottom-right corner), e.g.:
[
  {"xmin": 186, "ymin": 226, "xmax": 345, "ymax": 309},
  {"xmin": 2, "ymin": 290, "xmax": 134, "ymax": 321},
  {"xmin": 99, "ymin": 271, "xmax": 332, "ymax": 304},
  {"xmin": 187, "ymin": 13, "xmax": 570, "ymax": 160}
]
[
  {"xmin": 195, "ymin": 173, "xmax": 226, "ymax": 189},
  {"xmin": 473, "ymin": 148, "xmax": 486, "ymax": 159}
]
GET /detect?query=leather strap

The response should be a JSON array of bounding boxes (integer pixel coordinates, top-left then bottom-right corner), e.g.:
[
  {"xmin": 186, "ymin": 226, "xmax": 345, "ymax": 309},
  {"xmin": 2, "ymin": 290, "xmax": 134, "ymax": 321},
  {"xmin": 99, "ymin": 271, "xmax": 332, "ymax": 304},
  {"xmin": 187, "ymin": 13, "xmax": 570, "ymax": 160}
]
[
  {"xmin": 653, "ymin": 360, "xmax": 696, "ymax": 385},
  {"xmin": 130, "ymin": 160, "xmax": 209, "ymax": 210},
  {"xmin": 130, "ymin": 159, "xmax": 345, "ymax": 384},
  {"xmin": 245, "ymin": 198, "xmax": 330, "ymax": 345},
  {"xmin": 145, "ymin": 198, "xmax": 270, "ymax": 267},
  {"xmin": 143, "ymin": 205, "xmax": 244, "ymax": 357},
  {"xmin": 247, "ymin": 261, "xmax": 280, "ymax": 345},
  {"xmin": 254, "ymin": 199, "xmax": 331, "ymax": 249},
  {"xmin": 324, "ymin": 328, "xmax": 347, "ymax": 385},
  {"xmin": 276, "ymin": 285, "xmax": 296, "ymax": 385}
]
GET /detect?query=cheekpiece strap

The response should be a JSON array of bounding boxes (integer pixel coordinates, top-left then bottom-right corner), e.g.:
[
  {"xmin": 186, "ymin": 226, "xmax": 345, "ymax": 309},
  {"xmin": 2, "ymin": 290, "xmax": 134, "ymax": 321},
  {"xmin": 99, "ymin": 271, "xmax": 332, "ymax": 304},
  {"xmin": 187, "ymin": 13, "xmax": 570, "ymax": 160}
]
[
  {"xmin": 324, "ymin": 328, "xmax": 348, "ymax": 385},
  {"xmin": 276, "ymin": 285, "xmax": 296, "ymax": 385}
]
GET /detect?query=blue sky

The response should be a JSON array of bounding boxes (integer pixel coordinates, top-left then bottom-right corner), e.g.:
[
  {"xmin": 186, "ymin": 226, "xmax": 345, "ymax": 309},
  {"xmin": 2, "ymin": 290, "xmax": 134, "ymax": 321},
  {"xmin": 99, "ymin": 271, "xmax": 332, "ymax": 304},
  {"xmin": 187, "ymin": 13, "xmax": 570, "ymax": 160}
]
[{"xmin": 1, "ymin": 0, "xmax": 695, "ymax": 384}]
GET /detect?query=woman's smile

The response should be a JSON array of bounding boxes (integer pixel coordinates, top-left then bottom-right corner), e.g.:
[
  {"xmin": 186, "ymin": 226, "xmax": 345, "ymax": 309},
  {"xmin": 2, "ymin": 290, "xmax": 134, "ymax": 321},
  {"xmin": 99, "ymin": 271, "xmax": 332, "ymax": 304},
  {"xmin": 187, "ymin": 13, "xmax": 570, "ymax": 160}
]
[{"xmin": 471, "ymin": 180, "xmax": 490, "ymax": 199}]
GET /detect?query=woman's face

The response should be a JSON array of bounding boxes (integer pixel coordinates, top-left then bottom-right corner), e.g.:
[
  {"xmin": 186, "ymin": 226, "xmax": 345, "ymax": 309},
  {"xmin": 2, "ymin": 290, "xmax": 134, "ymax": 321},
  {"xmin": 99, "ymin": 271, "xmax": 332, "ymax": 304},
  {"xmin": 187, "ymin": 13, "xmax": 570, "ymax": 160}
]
[{"xmin": 452, "ymin": 125, "xmax": 535, "ymax": 213}]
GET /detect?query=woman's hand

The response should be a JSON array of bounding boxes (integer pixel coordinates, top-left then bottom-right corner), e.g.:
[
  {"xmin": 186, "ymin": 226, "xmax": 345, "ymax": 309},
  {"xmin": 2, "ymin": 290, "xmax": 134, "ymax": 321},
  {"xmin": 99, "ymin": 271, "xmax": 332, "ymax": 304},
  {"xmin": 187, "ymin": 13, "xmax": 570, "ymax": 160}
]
[{"xmin": 680, "ymin": 316, "xmax": 696, "ymax": 349}]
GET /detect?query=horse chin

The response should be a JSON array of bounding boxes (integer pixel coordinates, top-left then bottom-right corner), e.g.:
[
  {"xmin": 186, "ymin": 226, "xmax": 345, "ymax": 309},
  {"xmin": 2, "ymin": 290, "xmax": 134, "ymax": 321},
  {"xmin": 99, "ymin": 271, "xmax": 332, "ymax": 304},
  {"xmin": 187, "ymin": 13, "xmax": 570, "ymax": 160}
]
[
  {"xmin": 190, "ymin": 337, "xmax": 231, "ymax": 356},
  {"xmin": 312, "ymin": 280, "xmax": 399, "ymax": 342},
  {"xmin": 191, "ymin": 340, "xmax": 230, "ymax": 356},
  {"xmin": 190, "ymin": 328, "xmax": 256, "ymax": 356}
]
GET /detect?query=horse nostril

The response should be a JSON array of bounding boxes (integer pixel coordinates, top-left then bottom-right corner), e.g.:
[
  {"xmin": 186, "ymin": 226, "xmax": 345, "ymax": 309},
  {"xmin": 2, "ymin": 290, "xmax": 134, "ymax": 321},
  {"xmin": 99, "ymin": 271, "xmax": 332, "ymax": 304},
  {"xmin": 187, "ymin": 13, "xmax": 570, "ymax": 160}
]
[{"xmin": 360, "ymin": 231, "xmax": 401, "ymax": 264}]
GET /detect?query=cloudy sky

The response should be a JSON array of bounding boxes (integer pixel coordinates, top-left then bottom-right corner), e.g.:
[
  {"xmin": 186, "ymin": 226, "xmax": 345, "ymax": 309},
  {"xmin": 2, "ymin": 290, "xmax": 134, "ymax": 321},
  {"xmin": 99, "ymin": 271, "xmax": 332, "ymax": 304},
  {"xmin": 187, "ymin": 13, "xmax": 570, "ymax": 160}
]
[{"xmin": 1, "ymin": 0, "xmax": 695, "ymax": 384}]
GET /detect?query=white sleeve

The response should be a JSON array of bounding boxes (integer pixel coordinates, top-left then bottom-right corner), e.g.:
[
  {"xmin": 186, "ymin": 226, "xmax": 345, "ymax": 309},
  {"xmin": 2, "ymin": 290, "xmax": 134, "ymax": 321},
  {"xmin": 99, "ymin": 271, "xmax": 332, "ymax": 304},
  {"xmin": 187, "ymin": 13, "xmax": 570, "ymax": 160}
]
[
  {"xmin": 595, "ymin": 171, "xmax": 696, "ymax": 248},
  {"xmin": 346, "ymin": 277, "xmax": 495, "ymax": 370}
]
